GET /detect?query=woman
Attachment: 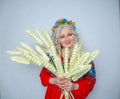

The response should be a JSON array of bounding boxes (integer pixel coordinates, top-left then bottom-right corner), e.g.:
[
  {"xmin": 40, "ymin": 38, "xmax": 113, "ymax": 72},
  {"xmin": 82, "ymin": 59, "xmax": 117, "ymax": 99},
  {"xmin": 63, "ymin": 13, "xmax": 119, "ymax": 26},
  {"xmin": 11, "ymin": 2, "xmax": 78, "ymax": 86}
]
[{"xmin": 40, "ymin": 18, "xmax": 96, "ymax": 99}]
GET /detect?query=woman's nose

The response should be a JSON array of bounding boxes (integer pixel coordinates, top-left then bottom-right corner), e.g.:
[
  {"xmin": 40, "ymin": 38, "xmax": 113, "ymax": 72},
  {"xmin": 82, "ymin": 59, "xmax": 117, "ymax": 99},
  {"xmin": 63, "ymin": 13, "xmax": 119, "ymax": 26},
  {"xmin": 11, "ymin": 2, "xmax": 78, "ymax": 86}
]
[{"xmin": 65, "ymin": 37, "xmax": 69, "ymax": 41}]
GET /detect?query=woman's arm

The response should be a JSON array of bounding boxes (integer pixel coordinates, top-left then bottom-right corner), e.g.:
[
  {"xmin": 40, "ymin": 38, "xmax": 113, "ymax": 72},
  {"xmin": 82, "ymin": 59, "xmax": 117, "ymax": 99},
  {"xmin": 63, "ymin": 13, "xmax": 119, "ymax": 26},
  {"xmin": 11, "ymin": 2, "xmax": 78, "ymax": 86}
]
[
  {"xmin": 40, "ymin": 68, "xmax": 67, "ymax": 89},
  {"xmin": 71, "ymin": 62, "xmax": 96, "ymax": 98},
  {"xmin": 40, "ymin": 67, "xmax": 53, "ymax": 86}
]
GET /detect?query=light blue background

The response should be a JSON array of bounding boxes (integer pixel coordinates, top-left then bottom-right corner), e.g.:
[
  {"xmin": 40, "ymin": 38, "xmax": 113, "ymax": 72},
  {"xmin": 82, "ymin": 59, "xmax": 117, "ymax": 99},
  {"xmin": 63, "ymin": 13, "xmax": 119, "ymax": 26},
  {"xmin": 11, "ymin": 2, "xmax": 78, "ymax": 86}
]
[{"xmin": 0, "ymin": 0, "xmax": 120, "ymax": 99}]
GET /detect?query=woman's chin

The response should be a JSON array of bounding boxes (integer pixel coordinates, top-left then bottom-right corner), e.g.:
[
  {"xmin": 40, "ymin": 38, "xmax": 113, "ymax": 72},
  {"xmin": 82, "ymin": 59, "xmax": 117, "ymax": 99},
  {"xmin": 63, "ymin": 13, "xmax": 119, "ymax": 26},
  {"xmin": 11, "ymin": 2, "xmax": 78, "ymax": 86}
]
[{"xmin": 64, "ymin": 45, "xmax": 73, "ymax": 48}]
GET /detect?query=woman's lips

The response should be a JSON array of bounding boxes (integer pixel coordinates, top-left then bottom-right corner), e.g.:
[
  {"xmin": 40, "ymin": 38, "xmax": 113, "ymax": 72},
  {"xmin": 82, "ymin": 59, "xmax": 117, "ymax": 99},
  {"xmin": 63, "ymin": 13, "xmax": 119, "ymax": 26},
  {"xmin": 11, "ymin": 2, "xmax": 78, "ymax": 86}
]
[{"xmin": 64, "ymin": 41, "xmax": 72, "ymax": 45}]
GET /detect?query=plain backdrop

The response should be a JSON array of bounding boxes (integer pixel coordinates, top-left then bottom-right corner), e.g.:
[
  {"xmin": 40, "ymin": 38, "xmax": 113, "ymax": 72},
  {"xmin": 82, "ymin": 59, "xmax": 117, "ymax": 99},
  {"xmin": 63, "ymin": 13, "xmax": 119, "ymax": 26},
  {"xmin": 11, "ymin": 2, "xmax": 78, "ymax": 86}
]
[{"xmin": 0, "ymin": 0, "xmax": 120, "ymax": 99}]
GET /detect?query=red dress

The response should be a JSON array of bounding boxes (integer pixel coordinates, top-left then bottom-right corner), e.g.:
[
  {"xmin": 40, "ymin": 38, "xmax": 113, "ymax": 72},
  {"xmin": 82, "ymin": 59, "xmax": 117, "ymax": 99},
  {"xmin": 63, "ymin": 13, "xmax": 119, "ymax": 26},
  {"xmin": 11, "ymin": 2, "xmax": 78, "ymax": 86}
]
[{"xmin": 40, "ymin": 57, "xmax": 96, "ymax": 99}]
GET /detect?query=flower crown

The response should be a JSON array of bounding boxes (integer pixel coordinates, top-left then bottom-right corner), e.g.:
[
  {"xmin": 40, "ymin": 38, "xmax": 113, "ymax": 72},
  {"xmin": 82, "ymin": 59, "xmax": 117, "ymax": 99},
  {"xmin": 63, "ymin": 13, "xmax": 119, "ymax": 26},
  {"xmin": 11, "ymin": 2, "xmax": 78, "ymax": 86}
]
[{"xmin": 52, "ymin": 18, "xmax": 76, "ymax": 32}]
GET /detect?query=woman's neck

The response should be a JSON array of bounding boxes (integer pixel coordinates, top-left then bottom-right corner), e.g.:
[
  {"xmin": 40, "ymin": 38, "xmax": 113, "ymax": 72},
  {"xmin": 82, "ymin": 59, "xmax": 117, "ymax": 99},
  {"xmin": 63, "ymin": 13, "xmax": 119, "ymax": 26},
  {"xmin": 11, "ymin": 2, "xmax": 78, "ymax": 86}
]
[{"xmin": 61, "ymin": 47, "xmax": 71, "ymax": 57}]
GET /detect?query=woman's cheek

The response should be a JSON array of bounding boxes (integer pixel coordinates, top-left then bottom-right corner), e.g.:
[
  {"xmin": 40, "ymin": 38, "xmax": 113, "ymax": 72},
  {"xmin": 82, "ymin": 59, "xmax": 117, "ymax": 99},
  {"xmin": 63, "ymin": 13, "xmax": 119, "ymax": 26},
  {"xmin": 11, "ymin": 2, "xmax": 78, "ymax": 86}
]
[{"xmin": 60, "ymin": 39, "xmax": 64, "ymax": 45}]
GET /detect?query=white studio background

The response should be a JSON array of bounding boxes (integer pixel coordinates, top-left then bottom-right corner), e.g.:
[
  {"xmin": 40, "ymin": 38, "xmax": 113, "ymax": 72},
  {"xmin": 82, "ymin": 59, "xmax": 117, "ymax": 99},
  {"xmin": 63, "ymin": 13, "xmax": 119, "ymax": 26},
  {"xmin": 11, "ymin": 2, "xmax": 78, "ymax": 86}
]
[{"xmin": 0, "ymin": 0, "xmax": 119, "ymax": 99}]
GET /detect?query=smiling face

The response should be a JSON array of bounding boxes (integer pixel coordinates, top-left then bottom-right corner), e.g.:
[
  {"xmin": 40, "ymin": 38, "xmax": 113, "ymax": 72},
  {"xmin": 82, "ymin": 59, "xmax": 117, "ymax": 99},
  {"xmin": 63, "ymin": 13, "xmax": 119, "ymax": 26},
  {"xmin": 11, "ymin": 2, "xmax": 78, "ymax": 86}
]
[{"xmin": 59, "ymin": 27, "xmax": 76, "ymax": 48}]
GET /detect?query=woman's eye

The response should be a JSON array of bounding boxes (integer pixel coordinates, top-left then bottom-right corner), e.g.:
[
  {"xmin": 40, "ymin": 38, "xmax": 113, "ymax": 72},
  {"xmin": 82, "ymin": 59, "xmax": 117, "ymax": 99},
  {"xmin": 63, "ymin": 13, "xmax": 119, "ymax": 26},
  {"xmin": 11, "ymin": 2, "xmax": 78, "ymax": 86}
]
[
  {"xmin": 60, "ymin": 36, "xmax": 65, "ymax": 39},
  {"xmin": 68, "ymin": 33, "xmax": 73, "ymax": 36}
]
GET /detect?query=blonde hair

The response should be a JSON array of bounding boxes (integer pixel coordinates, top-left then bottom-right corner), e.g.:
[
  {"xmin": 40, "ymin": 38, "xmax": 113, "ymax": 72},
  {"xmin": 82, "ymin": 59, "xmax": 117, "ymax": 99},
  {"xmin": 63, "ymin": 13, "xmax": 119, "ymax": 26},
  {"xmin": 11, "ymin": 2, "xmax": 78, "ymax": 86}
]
[{"xmin": 52, "ymin": 24, "xmax": 79, "ymax": 56}]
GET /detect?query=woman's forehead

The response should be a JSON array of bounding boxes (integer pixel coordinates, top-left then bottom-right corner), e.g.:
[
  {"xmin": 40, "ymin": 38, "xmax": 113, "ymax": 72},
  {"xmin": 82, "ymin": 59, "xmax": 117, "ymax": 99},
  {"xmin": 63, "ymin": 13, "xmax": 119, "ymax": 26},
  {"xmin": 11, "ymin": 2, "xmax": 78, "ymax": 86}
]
[{"xmin": 60, "ymin": 27, "xmax": 73, "ymax": 33}]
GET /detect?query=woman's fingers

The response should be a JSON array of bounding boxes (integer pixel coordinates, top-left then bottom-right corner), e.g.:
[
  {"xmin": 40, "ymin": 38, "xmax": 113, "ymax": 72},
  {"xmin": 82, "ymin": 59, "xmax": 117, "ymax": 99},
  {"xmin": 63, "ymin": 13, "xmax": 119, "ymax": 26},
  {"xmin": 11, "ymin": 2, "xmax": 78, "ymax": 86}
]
[
  {"xmin": 51, "ymin": 77, "xmax": 76, "ymax": 91},
  {"xmin": 62, "ymin": 80, "xmax": 74, "ymax": 91}
]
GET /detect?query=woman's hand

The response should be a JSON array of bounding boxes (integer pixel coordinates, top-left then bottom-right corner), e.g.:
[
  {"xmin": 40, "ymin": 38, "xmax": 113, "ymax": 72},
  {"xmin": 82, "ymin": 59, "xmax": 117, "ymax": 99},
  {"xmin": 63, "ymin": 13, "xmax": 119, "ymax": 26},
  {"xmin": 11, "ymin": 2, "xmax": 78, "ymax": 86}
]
[
  {"xmin": 49, "ymin": 77, "xmax": 79, "ymax": 91},
  {"xmin": 62, "ymin": 79, "xmax": 79, "ymax": 91},
  {"xmin": 49, "ymin": 77, "xmax": 66, "ymax": 89}
]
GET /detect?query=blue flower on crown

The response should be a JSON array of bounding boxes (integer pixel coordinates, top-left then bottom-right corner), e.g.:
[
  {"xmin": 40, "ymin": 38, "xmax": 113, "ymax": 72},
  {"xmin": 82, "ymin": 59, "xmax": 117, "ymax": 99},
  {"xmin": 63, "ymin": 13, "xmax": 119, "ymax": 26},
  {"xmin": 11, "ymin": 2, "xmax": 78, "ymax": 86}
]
[
  {"xmin": 62, "ymin": 18, "xmax": 67, "ymax": 23},
  {"xmin": 55, "ymin": 21, "xmax": 59, "ymax": 26}
]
